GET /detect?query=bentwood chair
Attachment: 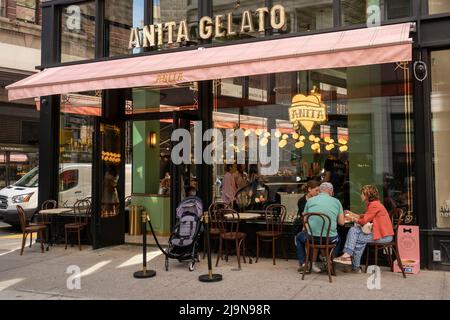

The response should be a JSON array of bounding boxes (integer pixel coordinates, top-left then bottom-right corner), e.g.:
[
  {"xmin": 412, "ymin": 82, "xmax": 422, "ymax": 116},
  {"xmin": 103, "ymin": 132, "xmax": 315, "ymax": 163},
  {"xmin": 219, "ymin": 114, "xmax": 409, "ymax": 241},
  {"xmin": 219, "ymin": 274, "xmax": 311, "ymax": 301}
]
[
  {"xmin": 203, "ymin": 202, "xmax": 230, "ymax": 259},
  {"xmin": 364, "ymin": 208, "xmax": 407, "ymax": 278},
  {"xmin": 302, "ymin": 213, "xmax": 338, "ymax": 283},
  {"xmin": 17, "ymin": 205, "xmax": 47, "ymax": 255},
  {"xmin": 65, "ymin": 199, "xmax": 91, "ymax": 251},
  {"xmin": 255, "ymin": 204, "xmax": 286, "ymax": 265},
  {"xmin": 215, "ymin": 208, "xmax": 247, "ymax": 269},
  {"xmin": 33, "ymin": 200, "xmax": 58, "ymax": 249}
]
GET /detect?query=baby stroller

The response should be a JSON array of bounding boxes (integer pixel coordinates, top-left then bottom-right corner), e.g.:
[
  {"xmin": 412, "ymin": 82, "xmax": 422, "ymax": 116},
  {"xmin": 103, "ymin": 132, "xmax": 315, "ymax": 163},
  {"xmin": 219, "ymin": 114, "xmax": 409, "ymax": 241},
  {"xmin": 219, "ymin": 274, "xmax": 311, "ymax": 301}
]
[{"xmin": 165, "ymin": 196, "xmax": 203, "ymax": 272}]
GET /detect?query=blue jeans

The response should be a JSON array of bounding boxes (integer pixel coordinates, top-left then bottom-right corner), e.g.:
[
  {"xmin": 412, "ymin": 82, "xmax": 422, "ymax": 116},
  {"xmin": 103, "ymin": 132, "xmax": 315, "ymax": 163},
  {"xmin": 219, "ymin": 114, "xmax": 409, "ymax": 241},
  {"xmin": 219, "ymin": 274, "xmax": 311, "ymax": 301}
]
[
  {"xmin": 295, "ymin": 231, "xmax": 340, "ymax": 265},
  {"xmin": 343, "ymin": 226, "xmax": 393, "ymax": 269}
]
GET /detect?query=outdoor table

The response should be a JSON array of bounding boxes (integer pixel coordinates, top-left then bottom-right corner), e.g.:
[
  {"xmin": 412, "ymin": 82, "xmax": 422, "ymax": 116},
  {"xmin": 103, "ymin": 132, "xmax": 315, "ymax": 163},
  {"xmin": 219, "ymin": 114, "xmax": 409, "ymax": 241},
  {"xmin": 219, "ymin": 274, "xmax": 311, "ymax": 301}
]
[
  {"xmin": 224, "ymin": 213, "xmax": 262, "ymax": 220},
  {"xmin": 39, "ymin": 208, "xmax": 73, "ymax": 248}
]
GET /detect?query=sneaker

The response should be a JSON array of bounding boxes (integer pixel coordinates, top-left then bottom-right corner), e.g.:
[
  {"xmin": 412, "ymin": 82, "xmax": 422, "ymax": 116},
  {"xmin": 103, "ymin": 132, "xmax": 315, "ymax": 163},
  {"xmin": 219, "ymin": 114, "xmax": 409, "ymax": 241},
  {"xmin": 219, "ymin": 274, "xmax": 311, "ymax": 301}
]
[
  {"xmin": 311, "ymin": 262, "xmax": 322, "ymax": 273},
  {"xmin": 342, "ymin": 266, "xmax": 362, "ymax": 274}
]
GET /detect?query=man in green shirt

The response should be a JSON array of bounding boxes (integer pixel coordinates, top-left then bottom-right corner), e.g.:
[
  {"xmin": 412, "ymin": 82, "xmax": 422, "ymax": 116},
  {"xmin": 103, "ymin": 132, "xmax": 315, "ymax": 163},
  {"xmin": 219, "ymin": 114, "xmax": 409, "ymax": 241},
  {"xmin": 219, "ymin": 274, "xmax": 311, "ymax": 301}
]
[{"xmin": 295, "ymin": 182, "xmax": 345, "ymax": 272}]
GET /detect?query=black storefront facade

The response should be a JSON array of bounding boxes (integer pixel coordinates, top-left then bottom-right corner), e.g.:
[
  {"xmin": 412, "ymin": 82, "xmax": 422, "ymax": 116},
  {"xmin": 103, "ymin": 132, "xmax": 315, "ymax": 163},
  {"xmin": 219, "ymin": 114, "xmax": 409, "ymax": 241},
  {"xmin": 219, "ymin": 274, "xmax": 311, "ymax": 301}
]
[{"xmin": 6, "ymin": 0, "xmax": 450, "ymax": 271}]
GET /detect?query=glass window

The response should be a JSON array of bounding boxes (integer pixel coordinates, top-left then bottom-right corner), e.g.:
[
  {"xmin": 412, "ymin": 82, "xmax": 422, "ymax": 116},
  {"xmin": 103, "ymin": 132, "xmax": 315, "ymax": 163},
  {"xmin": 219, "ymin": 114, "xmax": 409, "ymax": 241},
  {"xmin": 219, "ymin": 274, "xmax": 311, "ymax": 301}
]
[
  {"xmin": 60, "ymin": 169, "xmax": 79, "ymax": 191},
  {"xmin": 431, "ymin": 50, "xmax": 450, "ymax": 228},
  {"xmin": 153, "ymin": 0, "xmax": 198, "ymax": 50},
  {"xmin": 59, "ymin": 92, "xmax": 97, "ymax": 206},
  {"xmin": 106, "ymin": 0, "xmax": 145, "ymax": 57},
  {"xmin": 213, "ymin": 63, "xmax": 414, "ymax": 219},
  {"xmin": 341, "ymin": 0, "xmax": 411, "ymax": 26},
  {"xmin": 0, "ymin": 0, "xmax": 6, "ymax": 17},
  {"xmin": 212, "ymin": 0, "xmax": 333, "ymax": 43},
  {"xmin": 60, "ymin": 2, "xmax": 96, "ymax": 63},
  {"xmin": 16, "ymin": 0, "xmax": 37, "ymax": 23},
  {"xmin": 429, "ymin": 0, "xmax": 450, "ymax": 15}
]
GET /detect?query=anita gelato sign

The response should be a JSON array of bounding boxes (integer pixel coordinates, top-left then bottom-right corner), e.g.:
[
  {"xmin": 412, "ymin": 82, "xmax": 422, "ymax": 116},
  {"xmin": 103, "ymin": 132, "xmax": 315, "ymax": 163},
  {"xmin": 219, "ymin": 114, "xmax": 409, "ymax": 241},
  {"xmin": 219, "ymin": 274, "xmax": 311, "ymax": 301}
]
[
  {"xmin": 289, "ymin": 90, "xmax": 327, "ymax": 132},
  {"xmin": 128, "ymin": 5, "xmax": 286, "ymax": 49}
]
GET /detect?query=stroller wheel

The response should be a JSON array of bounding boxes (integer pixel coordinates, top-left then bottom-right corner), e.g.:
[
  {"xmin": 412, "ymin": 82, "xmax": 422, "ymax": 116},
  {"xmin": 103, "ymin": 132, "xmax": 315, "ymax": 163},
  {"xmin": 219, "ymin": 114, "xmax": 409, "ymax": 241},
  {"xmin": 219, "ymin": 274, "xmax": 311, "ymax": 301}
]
[
  {"xmin": 165, "ymin": 258, "xmax": 169, "ymax": 271},
  {"xmin": 189, "ymin": 261, "xmax": 195, "ymax": 272}
]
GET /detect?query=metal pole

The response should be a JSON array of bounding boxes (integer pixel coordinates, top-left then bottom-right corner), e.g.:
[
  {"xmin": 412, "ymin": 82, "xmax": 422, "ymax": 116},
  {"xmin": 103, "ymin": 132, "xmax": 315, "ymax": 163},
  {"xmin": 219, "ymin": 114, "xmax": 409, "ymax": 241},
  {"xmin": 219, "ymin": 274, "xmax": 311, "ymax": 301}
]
[
  {"xmin": 199, "ymin": 213, "xmax": 222, "ymax": 282},
  {"xmin": 133, "ymin": 210, "xmax": 156, "ymax": 278}
]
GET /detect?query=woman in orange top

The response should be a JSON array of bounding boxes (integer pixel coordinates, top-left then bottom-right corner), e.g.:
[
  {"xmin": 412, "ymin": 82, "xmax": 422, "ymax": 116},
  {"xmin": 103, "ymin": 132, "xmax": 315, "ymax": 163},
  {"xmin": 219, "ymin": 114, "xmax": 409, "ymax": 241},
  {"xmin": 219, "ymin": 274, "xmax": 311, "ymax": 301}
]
[{"xmin": 334, "ymin": 185, "xmax": 394, "ymax": 273}]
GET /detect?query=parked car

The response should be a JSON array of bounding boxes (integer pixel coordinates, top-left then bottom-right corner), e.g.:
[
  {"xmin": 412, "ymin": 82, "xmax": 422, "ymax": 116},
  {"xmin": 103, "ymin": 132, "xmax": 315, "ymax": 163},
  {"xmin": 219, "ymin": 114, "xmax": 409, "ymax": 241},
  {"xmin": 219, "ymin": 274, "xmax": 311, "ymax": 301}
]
[{"xmin": 0, "ymin": 163, "xmax": 131, "ymax": 226}]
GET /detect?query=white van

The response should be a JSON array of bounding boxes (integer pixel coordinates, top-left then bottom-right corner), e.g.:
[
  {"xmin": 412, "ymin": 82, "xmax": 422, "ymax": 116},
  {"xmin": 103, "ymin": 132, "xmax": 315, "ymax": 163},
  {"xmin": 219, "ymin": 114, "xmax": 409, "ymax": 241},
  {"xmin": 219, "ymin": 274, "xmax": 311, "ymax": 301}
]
[{"xmin": 0, "ymin": 163, "xmax": 131, "ymax": 226}]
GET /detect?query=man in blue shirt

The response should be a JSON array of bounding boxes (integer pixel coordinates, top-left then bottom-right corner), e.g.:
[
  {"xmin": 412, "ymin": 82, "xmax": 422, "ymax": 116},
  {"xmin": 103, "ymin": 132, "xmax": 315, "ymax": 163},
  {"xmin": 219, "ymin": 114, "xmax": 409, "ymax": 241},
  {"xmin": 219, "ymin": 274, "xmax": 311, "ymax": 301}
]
[{"xmin": 295, "ymin": 182, "xmax": 345, "ymax": 272}]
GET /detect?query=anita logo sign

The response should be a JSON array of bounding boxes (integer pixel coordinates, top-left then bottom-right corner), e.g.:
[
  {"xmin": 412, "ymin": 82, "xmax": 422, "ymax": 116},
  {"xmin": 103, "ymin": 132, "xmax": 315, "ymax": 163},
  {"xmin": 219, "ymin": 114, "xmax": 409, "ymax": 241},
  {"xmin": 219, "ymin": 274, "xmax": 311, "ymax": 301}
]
[
  {"xmin": 289, "ymin": 89, "xmax": 327, "ymax": 133},
  {"xmin": 128, "ymin": 5, "xmax": 286, "ymax": 49}
]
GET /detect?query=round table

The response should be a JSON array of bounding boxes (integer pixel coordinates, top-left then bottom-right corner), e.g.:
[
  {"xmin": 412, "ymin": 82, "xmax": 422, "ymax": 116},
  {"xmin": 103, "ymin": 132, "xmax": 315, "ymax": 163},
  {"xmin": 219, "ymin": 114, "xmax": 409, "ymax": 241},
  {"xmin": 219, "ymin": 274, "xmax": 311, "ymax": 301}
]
[{"xmin": 224, "ymin": 213, "xmax": 262, "ymax": 220}]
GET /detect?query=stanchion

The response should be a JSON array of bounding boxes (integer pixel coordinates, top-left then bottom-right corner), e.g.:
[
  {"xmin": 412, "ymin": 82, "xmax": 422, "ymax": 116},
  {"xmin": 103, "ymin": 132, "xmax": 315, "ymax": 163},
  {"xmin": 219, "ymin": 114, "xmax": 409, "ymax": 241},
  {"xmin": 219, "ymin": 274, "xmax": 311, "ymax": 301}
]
[
  {"xmin": 134, "ymin": 210, "xmax": 156, "ymax": 279},
  {"xmin": 199, "ymin": 213, "xmax": 223, "ymax": 282}
]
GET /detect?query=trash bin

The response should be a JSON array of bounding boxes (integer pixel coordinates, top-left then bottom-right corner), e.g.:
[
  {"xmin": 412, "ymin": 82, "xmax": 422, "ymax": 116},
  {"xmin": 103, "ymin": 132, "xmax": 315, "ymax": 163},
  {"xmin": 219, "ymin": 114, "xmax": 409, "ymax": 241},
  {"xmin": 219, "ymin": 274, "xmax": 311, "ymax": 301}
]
[{"xmin": 129, "ymin": 205, "xmax": 143, "ymax": 235}]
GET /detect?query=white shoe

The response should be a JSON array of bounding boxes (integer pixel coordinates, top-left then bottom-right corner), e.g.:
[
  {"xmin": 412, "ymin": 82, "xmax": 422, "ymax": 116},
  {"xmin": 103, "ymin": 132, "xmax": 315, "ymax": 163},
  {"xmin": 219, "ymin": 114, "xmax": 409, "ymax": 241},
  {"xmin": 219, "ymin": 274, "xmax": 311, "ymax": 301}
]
[{"xmin": 311, "ymin": 262, "xmax": 322, "ymax": 273}]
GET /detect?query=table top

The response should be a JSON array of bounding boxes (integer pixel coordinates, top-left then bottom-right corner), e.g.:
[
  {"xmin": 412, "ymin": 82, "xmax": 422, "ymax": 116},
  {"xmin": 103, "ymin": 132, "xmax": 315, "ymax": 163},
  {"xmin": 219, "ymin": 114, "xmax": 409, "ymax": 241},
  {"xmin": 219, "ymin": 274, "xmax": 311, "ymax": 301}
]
[
  {"xmin": 224, "ymin": 213, "xmax": 262, "ymax": 220},
  {"xmin": 39, "ymin": 208, "xmax": 73, "ymax": 215}
]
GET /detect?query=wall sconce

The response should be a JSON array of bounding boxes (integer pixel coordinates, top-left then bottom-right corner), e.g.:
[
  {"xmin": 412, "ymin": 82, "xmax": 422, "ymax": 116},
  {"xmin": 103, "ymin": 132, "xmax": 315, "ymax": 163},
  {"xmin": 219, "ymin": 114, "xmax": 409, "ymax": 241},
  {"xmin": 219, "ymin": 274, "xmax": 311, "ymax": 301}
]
[{"xmin": 148, "ymin": 132, "xmax": 157, "ymax": 148}]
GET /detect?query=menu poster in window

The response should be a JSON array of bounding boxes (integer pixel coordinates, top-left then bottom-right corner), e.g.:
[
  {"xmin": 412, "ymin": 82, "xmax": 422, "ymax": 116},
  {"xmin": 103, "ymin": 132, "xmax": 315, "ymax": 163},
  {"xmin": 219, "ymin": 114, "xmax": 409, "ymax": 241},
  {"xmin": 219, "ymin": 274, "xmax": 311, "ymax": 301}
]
[{"xmin": 100, "ymin": 123, "xmax": 121, "ymax": 218}]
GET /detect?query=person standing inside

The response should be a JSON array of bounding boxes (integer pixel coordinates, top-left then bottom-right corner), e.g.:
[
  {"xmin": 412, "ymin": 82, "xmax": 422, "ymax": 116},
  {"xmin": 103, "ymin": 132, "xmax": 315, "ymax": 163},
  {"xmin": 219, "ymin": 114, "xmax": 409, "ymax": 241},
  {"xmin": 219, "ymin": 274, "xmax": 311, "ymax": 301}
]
[
  {"xmin": 221, "ymin": 164, "xmax": 238, "ymax": 205},
  {"xmin": 295, "ymin": 182, "xmax": 346, "ymax": 273},
  {"xmin": 334, "ymin": 185, "xmax": 395, "ymax": 273}
]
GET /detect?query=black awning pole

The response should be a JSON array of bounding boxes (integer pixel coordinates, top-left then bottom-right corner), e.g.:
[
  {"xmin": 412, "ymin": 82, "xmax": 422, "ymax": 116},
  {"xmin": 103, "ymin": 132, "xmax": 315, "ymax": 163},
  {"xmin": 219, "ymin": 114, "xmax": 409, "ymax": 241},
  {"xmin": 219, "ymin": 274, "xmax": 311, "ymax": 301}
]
[
  {"xmin": 199, "ymin": 213, "xmax": 222, "ymax": 282},
  {"xmin": 134, "ymin": 210, "xmax": 156, "ymax": 279}
]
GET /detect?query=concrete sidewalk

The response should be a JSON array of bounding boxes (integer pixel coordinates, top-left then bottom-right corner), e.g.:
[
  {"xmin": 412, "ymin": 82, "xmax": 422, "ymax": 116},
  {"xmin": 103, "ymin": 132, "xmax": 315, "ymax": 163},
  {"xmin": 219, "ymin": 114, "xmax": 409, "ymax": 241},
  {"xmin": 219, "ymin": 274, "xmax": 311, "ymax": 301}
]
[{"xmin": 0, "ymin": 244, "xmax": 448, "ymax": 300}]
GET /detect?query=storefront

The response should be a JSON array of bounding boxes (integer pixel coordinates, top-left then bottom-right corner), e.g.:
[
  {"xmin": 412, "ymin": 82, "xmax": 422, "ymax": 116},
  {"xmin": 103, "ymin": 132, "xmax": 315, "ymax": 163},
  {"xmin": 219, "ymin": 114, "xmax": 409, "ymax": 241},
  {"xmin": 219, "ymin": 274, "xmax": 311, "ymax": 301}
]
[{"xmin": 5, "ymin": 0, "xmax": 450, "ymax": 270}]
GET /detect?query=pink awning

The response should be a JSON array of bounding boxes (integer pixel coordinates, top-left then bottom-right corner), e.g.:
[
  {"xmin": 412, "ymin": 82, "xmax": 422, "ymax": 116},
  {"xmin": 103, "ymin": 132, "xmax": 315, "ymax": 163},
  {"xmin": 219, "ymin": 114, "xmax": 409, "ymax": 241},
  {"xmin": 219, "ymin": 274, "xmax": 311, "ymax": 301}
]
[{"xmin": 7, "ymin": 23, "xmax": 412, "ymax": 101}]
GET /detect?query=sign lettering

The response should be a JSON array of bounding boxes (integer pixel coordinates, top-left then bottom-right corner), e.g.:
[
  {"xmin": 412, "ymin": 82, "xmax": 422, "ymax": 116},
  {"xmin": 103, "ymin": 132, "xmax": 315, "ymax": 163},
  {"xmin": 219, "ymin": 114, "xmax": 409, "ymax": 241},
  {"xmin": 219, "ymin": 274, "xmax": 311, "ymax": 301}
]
[{"xmin": 129, "ymin": 5, "xmax": 287, "ymax": 50}]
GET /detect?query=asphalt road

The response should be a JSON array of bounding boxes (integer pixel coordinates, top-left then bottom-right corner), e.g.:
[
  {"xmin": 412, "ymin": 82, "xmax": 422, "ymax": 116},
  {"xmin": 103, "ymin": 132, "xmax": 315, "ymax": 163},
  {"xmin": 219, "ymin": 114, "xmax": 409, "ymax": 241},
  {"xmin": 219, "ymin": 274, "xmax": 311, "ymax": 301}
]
[{"xmin": 0, "ymin": 219, "xmax": 23, "ymax": 255}]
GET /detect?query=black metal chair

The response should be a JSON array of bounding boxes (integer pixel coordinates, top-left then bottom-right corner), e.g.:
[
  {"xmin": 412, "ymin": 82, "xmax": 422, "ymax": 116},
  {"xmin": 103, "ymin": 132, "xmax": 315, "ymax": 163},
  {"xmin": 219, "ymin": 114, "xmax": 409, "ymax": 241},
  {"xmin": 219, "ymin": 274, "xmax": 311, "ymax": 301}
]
[
  {"xmin": 255, "ymin": 204, "xmax": 286, "ymax": 265},
  {"xmin": 364, "ymin": 208, "xmax": 407, "ymax": 278},
  {"xmin": 302, "ymin": 213, "xmax": 338, "ymax": 283},
  {"xmin": 65, "ymin": 199, "xmax": 92, "ymax": 250}
]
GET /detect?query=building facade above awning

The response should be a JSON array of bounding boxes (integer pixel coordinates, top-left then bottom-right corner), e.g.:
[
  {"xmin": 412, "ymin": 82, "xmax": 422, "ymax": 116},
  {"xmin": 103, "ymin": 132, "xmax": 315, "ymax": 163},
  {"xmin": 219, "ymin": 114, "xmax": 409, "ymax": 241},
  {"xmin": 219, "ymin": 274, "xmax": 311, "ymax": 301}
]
[{"xmin": 7, "ymin": 23, "xmax": 413, "ymax": 101}]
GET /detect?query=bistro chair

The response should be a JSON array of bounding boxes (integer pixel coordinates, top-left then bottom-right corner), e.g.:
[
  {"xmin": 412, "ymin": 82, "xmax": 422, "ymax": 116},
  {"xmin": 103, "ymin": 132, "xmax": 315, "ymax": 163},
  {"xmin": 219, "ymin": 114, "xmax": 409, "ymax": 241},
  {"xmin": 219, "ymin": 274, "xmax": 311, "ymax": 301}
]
[
  {"xmin": 364, "ymin": 208, "xmax": 407, "ymax": 278},
  {"xmin": 33, "ymin": 200, "xmax": 58, "ymax": 249},
  {"xmin": 17, "ymin": 205, "xmax": 47, "ymax": 255},
  {"xmin": 203, "ymin": 202, "xmax": 230, "ymax": 259},
  {"xmin": 65, "ymin": 199, "xmax": 91, "ymax": 251},
  {"xmin": 215, "ymin": 208, "xmax": 247, "ymax": 269},
  {"xmin": 255, "ymin": 204, "xmax": 287, "ymax": 265},
  {"xmin": 302, "ymin": 213, "xmax": 338, "ymax": 283}
]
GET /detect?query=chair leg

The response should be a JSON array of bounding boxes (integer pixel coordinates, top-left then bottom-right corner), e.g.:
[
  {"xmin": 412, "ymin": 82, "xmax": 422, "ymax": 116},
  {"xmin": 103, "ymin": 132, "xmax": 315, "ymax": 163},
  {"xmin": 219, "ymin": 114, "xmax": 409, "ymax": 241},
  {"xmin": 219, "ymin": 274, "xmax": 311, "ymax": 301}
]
[
  {"xmin": 242, "ymin": 240, "xmax": 246, "ymax": 264},
  {"xmin": 78, "ymin": 229, "xmax": 81, "ymax": 251},
  {"xmin": 326, "ymin": 248, "xmax": 332, "ymax": 283},
  {"xmin": 302, "ymin": 244, "xmax": 309, "ymax": 280},
  {"xmin": 272, "ymin": 238, "xmax": 276, "ymax": 265},
  {"xmin": 236, "ymin": 239, "xmax": 241, "ymax": 269},
  {"xmin": 40, "ymin": 230, "xmax": 44, "ymax": 253},
  {"xmin": 65, "ymin": 229, "xmax": 68, "ymax": 250},
  {"xmin": 365, "ymin": 245, "xmax": 370, "ymax": 273},
  {"xmin": 215, "ymin": 238, "xmax": 222, "ymax": 267},
  {"xmin": 20, "ymin": 233, "xmax": 27, "ymax": 256},
  {"xmin": 330, "ymin": 248, "xmax": 336, "ymax": 276},
  {"xmin": 387, "ymin": 246, "xmax": 394, "ymax": 271},
  {"xmin": 393, "ymin": 244, "xmax": 406, "ymax": 279},
  {"xmin": 29, "ymin": 232, "xmax": 33, "ymax": 248},
  {"xmin": 256, "ymin": 235, "xmax": 260, "ymax": 263}
]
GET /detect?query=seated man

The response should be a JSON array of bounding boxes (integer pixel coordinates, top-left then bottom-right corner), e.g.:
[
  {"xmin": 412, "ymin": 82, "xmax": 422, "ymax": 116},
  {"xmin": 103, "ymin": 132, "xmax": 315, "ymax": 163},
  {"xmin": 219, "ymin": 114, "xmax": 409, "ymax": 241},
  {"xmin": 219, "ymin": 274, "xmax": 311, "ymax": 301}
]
[{"xmin": 295, "ymin": 182, "xmax": 345, "ymax": 273}]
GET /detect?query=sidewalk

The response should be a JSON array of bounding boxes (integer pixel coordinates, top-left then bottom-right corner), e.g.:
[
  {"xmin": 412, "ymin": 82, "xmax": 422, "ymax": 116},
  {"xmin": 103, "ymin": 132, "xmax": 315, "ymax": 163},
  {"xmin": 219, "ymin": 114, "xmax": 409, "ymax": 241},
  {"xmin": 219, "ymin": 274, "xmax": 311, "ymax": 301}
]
[{"xmin": 0, "ymin": 244, "xmax": 448, "ymax": 300}]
